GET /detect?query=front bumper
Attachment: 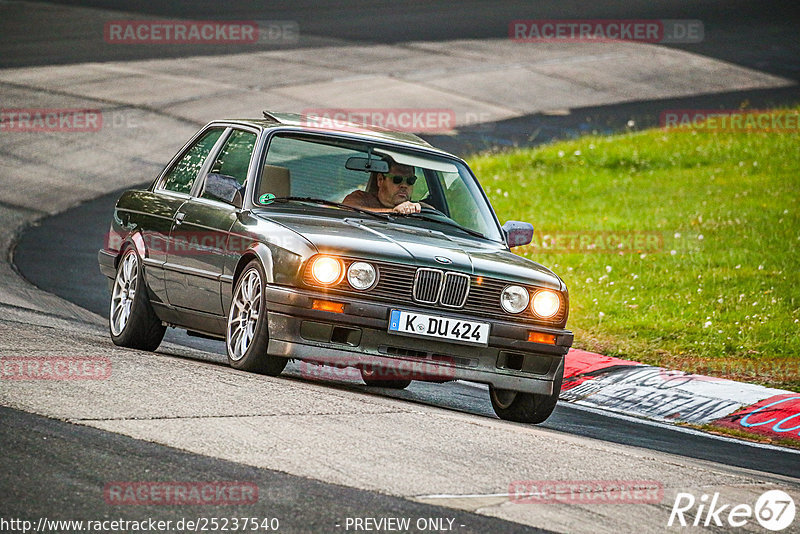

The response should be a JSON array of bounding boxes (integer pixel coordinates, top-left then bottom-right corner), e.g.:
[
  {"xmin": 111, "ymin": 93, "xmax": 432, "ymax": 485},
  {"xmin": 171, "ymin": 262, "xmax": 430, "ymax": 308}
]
[
  {"xmin": 98, "ymin": 249, "xmax": 117, "ymax": 279},
  {"xmin": 265, "ymin": 285, "xmax": 572, "ymax": 395}
]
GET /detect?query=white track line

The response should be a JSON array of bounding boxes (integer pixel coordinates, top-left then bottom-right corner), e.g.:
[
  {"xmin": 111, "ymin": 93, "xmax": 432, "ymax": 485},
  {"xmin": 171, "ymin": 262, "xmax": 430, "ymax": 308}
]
[{"xmin": 456, "ymin": 381, "xmax": 800, "ymax": 454}]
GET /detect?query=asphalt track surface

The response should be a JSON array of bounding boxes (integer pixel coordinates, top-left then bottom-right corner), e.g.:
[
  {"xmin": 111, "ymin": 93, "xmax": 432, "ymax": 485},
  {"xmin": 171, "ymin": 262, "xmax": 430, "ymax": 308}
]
[
  {"xmin": 14, "ymin": 185, "xmax": 800, "ymax": 480},
  {"xmin": 5, "ymin": 0, "xmax": 800, "ymax": 155},
  {"xmin": 0, "ymin": 406, "xmax": 547, "ymax": 534},
  {"xmin": 8, "ymin": 0, "xmax": 800, "ymax": 82},
  {"xmin": 4, "ymin": 1, "xmax": 800, "ymax": 531}
]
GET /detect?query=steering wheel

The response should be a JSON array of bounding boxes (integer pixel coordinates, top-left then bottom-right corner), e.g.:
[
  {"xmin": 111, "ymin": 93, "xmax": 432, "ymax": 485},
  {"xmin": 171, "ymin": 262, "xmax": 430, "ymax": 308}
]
[{"xmin": 418, "ymin": 205, "xmax": 448, "ymax": 217}]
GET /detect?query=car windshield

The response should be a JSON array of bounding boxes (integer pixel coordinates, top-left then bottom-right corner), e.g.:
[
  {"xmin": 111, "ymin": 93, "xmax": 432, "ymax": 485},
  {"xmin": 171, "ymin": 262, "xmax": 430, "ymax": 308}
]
[{"xmin": 256, "ymin": 133, "xmax": 503, "ymax": 242}]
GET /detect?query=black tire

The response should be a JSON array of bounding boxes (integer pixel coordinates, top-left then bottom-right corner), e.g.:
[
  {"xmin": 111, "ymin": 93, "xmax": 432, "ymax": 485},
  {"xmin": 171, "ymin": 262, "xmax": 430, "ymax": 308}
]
[
  {"xmin": 360, "ymin": 365, "xmax": 412, "ymax": 389},
  {"xmin": 489, "ymin": 361, "xmax": 564, "ymax": 424},
  {"xmin": 109, "ymin": 248, "xmax": 166, "ymax": 351},
  {"xmin": 226, "ymin": 260, "xmax": 286, "ymax": 376}
]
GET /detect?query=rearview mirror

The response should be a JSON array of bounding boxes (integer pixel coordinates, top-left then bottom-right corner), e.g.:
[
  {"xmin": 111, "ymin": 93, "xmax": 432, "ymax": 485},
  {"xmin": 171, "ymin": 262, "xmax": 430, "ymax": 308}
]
[
  {"xmin": 345, "ymin": 156, "xmax": 389, "ymax": 173},
  {"xmin": 502, "ymin": 221, "xmax": 534, "ymax": 247}
]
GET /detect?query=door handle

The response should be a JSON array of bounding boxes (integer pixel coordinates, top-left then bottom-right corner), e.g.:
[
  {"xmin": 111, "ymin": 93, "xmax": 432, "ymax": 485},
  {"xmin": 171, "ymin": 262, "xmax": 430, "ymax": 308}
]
[{"xmin": 175, "ymin": 212, "xmax": 186, "ymax": 225}]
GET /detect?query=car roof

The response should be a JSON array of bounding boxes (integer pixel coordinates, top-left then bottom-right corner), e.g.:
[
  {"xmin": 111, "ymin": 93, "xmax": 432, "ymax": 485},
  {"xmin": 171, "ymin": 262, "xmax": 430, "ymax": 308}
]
[{"xmin": 213, "ymin": 111, "xmax": 459, "ymax": 159}]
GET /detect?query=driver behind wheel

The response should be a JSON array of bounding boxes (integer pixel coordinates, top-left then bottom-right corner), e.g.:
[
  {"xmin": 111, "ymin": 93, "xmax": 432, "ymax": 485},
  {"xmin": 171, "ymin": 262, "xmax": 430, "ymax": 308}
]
[{"xmin": 342, "ymin": 162, "xmax": 422, "ymax": 214}]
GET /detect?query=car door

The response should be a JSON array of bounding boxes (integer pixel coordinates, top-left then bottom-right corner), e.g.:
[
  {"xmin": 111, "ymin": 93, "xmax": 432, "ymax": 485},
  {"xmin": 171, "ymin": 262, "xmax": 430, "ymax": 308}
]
[
  {"xmin": 139, "ymin": 127, "xmax": 226, "ymax": 304},
  {"xmin": 164, "ymin": 127, "xmax": 258, "ymax": 315}
]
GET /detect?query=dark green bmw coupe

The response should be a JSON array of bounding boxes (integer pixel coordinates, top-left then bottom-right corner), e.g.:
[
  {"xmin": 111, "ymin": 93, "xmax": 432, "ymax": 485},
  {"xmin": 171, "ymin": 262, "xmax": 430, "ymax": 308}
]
[{"xmin": 98, "ymin": 112, "xmax": 572, "ymax": 423}]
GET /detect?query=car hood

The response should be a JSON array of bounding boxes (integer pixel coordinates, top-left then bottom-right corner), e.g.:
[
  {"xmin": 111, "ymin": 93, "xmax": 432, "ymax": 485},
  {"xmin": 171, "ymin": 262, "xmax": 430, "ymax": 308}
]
[{"xmin": 255, "ymin": 209, "xmax": 563, "ymax": 289}]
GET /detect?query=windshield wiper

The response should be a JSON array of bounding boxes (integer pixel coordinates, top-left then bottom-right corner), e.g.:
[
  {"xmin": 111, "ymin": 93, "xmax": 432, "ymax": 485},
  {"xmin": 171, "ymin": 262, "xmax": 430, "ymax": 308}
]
[
  {"xmin": 265, "ymin": 197, "xmax": 392, "ymax": 221},
  {"xmin": 405, "ymin": 213, "xmax": 489, "ymax": 240}
]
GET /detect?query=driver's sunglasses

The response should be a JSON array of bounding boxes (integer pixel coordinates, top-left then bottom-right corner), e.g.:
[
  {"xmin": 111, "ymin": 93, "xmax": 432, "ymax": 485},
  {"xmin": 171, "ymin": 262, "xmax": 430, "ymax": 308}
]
[{"xmin": 385, "ymin": 173, "xmax": 417, "ymax": 186}]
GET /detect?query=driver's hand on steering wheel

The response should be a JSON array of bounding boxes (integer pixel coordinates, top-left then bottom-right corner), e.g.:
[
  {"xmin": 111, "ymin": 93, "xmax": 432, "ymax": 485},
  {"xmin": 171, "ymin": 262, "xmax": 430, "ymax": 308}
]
[{"xmin": 392, "ymin": 201, "xmax": 421, "ymax": 215}]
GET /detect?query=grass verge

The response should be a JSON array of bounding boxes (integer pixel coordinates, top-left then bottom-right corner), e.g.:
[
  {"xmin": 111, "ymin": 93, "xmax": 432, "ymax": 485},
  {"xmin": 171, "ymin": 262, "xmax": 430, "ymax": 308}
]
[{"xmin": 468, "ymin": 108, "xmax": 800, "ymax": 391}]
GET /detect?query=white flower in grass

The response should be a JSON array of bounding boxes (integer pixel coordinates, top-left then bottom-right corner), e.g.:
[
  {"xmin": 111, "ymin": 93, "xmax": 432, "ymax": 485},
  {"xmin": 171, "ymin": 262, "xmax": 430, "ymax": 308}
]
[
  {"xmin": 605, "ymin": 265, "xmax": 612, "ymax": 273},
  {"xmin": 674, "ymin": 232, "xmax": 681, "ymax": 238},
  {"xmin": 703, "ymin": 321, "xmax": 712, "ymax": 328},
  {"xmin": 697, "ymin": 234, "xmax": 704, "ymax": 240}
]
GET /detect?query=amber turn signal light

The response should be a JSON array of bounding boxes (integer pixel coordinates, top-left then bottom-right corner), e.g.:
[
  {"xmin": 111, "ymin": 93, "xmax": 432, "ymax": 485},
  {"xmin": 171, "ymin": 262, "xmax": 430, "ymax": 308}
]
[
  {"xmin": 312, "ymin": 299, "xmax": 345, "ymax": 313},
  {"xmin": 528, "ymin": 332, "xmax": 556, "ymax": 344}
]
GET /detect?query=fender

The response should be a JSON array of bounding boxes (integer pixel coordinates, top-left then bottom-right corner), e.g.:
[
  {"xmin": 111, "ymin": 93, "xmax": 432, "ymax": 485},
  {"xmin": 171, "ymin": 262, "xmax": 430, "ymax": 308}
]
[
  {"xmin": 223, "ymin": 243, "xmax": 276, "ymax": 317},
  {"xmin": 112, "ymin": 231, "xmax": 148, "ymax": 268},
  {"xmin": 244, "ymin": 242, "xmax": 276, "ymax": 284},
  {"xmin": 128, "ymin": 231, "xmax": 148, "ymax": 261}
]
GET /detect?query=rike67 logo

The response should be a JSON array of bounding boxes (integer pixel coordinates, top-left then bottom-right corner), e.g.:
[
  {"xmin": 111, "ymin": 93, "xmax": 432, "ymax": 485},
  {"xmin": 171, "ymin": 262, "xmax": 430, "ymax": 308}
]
[{"xmin": 669, "ymin": 490, "xmax": 795, "ymax": 531}]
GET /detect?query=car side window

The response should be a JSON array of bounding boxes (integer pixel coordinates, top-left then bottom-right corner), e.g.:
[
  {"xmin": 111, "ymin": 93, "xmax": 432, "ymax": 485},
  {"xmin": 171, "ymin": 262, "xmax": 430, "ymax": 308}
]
[
  {"xmin": 161, "ymin": 128, "xmax": 224, "ymax": 194},
  {"xmin": 410, "ymin": 167, "xmax": 429, "ymax": 202},
  {"xmin": 201, "ymin": 129, "xmax": 257, "ymax": 205},
  {"xmin": 264, "ymin": 135, "xmax": 377, "ymax": 202}
]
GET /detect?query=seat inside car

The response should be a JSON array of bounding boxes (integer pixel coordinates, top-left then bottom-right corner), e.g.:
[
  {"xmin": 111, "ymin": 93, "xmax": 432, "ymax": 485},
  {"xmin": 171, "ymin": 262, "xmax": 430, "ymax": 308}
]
[{"xmin": 257, "ymin": 164, "xmax": 291, "ymax": 201}]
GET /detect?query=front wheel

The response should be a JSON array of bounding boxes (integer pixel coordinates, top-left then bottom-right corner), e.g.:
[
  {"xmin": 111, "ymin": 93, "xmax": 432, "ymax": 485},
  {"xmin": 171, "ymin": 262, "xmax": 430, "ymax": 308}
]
[
  {"xmin": 489, "ymin": 364, "xmax": 563, "ymax": 424},
  {"xmin": 226, "ymin": 260, "xmax": 286, "ymax": 376},
  {"xmin": 109, "ymin": 248, "xmax": 166, "ymax": 351}
]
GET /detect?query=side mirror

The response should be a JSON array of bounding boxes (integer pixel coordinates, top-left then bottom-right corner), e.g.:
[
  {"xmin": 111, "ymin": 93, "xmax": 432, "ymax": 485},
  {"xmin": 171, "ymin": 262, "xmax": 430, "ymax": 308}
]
[
  {"xmin": 205, "ymin": 172, "xmax": 244, "ymax": 208},
  {"xmin": 502, "ymin": 221, "xmax": 534, "ymax": 247},
  {"xmin": 345, "ymin": 156, "xmax": 389, "ymax": 173}
]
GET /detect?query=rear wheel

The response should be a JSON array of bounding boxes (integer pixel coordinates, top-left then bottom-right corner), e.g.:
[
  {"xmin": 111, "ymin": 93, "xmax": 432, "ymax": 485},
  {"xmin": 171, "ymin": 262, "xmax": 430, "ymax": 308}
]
[
  {"xmin": 360, "ymin": 366, "xmax": 412, "ymax": 389},
  {"xmin": 109, "ymin": 248, "xmax": 166, "ymax": 351},
  {"xmin": 489, "ymin": 363, "xmax": 563, "ymax": 424},
  {"xmin": 226, "ymin": 260, "xmax": 286, "ymax": 376}
]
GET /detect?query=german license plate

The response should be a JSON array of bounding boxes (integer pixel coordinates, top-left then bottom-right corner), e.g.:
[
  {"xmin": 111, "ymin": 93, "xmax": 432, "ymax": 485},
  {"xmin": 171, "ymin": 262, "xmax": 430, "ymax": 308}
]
[{"xmin": 388, "ymin": 310, "xmax": 490, "ymax": 346}]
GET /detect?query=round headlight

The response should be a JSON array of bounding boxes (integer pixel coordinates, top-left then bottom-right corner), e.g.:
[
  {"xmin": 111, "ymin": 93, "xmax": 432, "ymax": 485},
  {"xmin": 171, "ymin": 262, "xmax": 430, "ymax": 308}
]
[
  {"xmin": 501, "ymin": 285, "xmax": 530, "ymax": 314},
  {"xmin": 532, "ymin": 290, "xmax": 560, "ymax": 319},
  {"xmin": 310, "ymin": 256, "xmax": 343, "ymax": 286},
  {"xmin": 347, "ymin": 262, "xmax": 377, "ymax": 290}
]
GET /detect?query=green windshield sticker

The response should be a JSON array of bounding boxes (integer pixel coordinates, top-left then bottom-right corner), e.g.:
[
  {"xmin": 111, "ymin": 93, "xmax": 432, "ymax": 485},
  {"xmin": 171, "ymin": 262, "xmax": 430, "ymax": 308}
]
[{"xmin": 259, "ymin": 193, "xmax": 276, "ymax": 205}]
